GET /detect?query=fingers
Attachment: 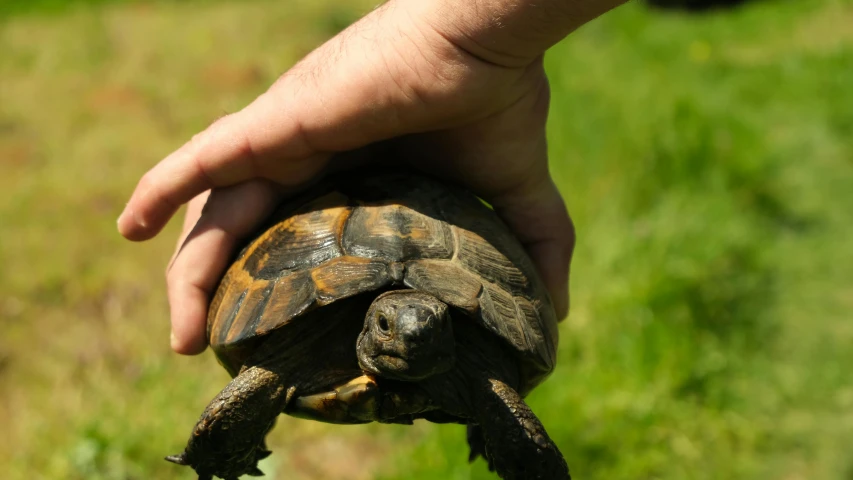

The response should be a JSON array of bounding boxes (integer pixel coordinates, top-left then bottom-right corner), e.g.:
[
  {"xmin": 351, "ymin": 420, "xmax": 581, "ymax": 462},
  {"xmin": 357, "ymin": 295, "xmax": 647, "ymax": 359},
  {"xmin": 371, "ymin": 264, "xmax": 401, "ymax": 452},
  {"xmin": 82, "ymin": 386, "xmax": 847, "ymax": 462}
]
[
  {"xmin": 117, "ymin": 105, "xmax": 330, "ymax": 242},
  {"xmin": 166, "ymin": 180, "xmax": 284, "ymax": 354},
  {"xmin": 117, "ymin": 1, "xmax": 521, "ymax": 243},
  {"xmin": 174, "ymin": 191, "xmax": 210, "ymax": 254},
  {"xmin": 117, "ymin": 4, "xmax": 401, "ymax": 242},
  {"xmin": 492, "ymin": 176, "xmax": 575, "ymax": 320}
]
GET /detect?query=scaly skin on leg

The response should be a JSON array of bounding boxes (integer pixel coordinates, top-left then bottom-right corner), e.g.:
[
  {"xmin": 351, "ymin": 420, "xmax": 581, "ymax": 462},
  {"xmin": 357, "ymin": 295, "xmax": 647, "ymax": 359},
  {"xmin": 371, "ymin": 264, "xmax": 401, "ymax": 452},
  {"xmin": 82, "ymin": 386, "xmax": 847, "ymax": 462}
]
[
  {"xmin": 471, "ymin": 378, "xmax": 570, "ymax": 480},
  {"xmin": 166, "ymin": 366, "xmax": 289, "ymax": 480}
]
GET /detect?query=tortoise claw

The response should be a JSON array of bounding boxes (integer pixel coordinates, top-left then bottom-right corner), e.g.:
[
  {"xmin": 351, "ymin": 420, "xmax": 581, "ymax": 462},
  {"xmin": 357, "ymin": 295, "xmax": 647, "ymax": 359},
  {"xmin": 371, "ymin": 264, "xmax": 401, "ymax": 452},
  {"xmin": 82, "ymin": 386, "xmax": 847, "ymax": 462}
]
[
  {"xmin": 466, "ymin": 425, "xmax": 485, "ymax": 463},
  {"xmin": 466, "ymin": 424, "xmax": 495, "ymax": 471},
  {"xmin": 165, "ymin": 453, "xmax": 189, "ymax": 466},
  {"xmin": 165, "ymin": 448, "xmax": 267, "ymax": 478}
]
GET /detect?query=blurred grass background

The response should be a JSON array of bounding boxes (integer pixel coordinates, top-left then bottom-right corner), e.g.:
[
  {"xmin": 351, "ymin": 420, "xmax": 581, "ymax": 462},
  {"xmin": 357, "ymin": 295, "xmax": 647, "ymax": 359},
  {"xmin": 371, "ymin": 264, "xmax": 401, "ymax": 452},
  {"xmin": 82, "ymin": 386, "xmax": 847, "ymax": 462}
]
[{"xmin": 1, "ymin": 0, "xmax": 851, "ymax": 478}]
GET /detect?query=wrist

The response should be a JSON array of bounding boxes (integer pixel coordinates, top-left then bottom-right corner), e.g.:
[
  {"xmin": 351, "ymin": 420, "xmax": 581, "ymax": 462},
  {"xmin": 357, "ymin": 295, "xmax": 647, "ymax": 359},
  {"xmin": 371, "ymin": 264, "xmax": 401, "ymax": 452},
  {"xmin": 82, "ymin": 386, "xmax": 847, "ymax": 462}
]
[{"xmin": 400, "ymin": 0, "xmax": 627, "ymax": 67}]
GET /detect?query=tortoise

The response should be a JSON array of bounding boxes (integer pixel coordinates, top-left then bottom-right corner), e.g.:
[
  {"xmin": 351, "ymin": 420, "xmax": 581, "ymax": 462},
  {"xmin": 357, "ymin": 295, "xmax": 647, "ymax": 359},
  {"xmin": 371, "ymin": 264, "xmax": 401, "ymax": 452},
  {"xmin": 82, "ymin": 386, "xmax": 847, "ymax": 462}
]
[{"xmin": 166, "ymin": 171, "xmax": 569, "ymax": 480}]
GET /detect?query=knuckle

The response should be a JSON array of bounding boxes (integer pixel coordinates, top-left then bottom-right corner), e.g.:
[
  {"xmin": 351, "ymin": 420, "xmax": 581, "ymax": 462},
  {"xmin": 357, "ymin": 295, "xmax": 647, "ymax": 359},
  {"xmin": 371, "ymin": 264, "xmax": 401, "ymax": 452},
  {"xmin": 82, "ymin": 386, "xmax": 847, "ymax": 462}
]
[{"xmin": 137, "ymin": 170, "xmax": 156, "ymax": 192}]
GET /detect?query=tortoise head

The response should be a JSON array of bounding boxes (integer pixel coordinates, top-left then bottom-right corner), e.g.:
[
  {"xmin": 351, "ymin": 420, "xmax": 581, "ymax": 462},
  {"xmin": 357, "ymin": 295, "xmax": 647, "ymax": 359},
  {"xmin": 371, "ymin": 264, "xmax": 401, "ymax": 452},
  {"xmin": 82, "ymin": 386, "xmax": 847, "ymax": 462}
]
[{"xmin": 357, "ymin": 290, "xmax": 456, "ymax": 381}]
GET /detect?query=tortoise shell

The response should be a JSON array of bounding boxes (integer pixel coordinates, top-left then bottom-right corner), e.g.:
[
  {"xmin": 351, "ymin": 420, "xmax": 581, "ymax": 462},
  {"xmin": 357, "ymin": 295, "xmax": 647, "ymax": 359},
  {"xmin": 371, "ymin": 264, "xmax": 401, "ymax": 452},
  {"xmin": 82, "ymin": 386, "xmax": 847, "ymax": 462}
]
[{"xmin": 207, "ymin": 172, "xmax": 559, "ymax": 393}]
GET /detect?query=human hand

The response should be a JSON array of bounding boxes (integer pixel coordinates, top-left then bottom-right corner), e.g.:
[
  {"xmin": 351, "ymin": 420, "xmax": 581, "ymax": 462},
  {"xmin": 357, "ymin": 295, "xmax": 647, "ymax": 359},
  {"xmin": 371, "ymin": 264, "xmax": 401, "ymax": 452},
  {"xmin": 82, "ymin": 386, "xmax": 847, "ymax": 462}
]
[{"xmin": 118, "ymin": 0, "xmax": 625, "ymax": 354}]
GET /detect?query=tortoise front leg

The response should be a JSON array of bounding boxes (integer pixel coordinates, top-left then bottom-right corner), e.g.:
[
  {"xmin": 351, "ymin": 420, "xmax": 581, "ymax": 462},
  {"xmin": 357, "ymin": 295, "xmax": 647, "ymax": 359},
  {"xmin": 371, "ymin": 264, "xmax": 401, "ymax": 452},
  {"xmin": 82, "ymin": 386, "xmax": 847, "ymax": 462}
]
[
  {"xmin": 166, "ymin": 365, "xmax": 290, "ymax": 480},
  {"xmin": 470, "ymin": 378, "xmax": 570, "ymax": 480}
]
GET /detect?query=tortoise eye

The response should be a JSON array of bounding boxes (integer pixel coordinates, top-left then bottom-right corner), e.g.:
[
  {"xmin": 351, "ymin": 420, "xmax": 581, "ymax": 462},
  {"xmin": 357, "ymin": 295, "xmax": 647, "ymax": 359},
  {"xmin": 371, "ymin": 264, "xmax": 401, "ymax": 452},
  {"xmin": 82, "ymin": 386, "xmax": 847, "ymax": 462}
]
[{"xmin": 377, "ymin": 314, "xmax": 390, "ymax": 333}]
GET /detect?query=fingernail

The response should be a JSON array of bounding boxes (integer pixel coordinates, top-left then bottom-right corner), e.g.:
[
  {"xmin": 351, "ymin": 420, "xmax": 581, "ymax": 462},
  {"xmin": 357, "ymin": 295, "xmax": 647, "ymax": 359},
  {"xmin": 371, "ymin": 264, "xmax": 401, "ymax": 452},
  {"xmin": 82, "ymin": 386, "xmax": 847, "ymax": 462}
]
[
  {"xmin": 118, "ymin": 207, "xmax": 146, "ymax": 230},
  {"xmin": 133, "ymin": 209, "xmax": 147, "ymax": 229},
  {"xmin": 170, "ymin": 331, "xmax": 178, "ymax": 349}
]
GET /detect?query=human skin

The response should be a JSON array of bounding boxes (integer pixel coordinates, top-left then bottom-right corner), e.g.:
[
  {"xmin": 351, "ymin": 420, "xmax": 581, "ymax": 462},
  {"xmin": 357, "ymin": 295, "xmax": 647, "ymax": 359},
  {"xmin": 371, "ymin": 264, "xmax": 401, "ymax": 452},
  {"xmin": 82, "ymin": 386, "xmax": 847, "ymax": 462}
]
[{"xmin": 117, "ymin": 0, "xmax": 627, "ymax": 355}]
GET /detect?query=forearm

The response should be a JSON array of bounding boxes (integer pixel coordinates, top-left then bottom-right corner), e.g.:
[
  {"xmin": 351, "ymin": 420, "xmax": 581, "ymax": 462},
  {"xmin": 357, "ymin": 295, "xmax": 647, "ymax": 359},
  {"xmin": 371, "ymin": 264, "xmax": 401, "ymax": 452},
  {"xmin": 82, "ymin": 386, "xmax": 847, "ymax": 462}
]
[{"xmin": 404, "ymin": 0, "xmax": 628, "ymax": 66}]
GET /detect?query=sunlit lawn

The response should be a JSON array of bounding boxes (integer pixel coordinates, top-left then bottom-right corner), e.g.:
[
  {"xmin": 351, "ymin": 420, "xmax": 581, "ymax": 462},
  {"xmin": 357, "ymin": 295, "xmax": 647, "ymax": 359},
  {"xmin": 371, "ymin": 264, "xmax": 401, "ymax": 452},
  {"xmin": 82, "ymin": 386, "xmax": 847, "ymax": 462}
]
[{"xmin": 1, "ymin": 0, "xmax": 851, "ymax": 478}]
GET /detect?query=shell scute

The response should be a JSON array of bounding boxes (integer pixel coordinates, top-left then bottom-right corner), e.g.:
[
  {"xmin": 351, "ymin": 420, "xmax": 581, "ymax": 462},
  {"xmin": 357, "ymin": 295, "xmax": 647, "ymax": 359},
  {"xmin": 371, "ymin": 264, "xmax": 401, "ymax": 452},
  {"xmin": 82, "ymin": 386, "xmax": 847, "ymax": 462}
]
[
  {"xmin": 242, "ymin": 194, "xmax": 349, "ymax": 281},
  {"xmin": 310, "ymin": 256, "xmax": 392, "ymax": 305},
  {"xmin": 214, "ymin": 288, "xmax": 247, "ymax": 348},
  {"xmin": 478, "ymin": 284, "xmax": 527, "ymax": 357},
  {"xmin": 402, "ymin": 259, "xmax": 483, "ymax": 312},
  {"xmin": 513, "ymin": 296, "xmax": 556, "ymax": 388},
  {"xmin": 342, "ymin": 204, "xmax": 453, "ymax": 263},
  {"xmin": 455, "ymin": 228, "xmax": 530, "ymax": 295},
  {"xmin": 256, "ymin": 269, "xmax": 318, "ymax": 337},
  {"xmin": 222, "ymin": 278, "xmax": 275, "ymax": 345}
]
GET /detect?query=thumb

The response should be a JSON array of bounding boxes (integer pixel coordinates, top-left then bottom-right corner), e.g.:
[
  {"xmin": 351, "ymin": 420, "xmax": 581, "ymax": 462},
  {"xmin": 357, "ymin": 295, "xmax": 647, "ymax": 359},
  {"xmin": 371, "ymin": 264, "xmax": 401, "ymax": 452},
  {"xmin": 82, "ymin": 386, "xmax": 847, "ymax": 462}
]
[{"xmin": 492, "ymin": 175, "xmax": 575, "ymax": 320}]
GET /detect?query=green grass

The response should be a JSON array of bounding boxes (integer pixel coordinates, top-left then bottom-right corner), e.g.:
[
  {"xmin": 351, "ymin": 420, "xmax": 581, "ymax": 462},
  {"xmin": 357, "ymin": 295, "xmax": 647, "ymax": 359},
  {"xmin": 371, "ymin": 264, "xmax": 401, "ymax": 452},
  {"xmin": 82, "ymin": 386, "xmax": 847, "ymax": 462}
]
[
  {"xmin": 1, "ymin": 0, "xmax": 851, "ymax": 478},
  {"xmin": 0, "ymin": 0, "xmax": 223, "ymax": 19}
]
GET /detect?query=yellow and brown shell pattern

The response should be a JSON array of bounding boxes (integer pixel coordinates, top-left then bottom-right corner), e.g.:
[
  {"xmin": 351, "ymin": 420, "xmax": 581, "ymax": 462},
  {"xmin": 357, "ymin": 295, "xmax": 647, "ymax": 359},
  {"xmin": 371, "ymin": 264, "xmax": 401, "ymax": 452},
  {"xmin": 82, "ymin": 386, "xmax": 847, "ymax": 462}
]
[{"xmin": 207, "ymin": 173, "xmax": 559, "ymax": 394}]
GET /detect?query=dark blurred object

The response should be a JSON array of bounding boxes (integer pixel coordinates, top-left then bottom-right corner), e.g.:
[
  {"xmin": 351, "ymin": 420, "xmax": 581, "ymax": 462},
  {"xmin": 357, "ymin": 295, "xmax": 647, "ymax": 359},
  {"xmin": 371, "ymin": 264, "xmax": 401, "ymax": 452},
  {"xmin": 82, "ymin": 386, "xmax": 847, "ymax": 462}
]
[{"xmin": 646, "ymin": 0, "xmax": 749, "ymax": 12}]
